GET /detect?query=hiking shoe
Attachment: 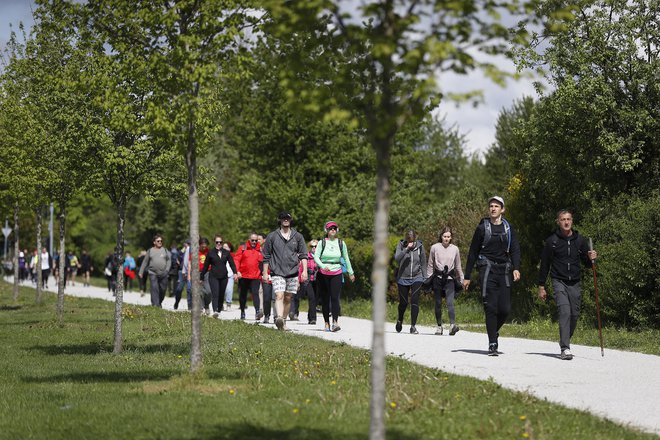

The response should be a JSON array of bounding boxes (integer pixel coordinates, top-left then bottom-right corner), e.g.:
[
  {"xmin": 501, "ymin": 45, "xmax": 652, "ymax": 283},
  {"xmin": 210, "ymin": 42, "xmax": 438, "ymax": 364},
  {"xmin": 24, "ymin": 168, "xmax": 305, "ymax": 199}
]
[
  {"xmin": 324, "ymin": 325, "xmax": 332, "ymax": 332},
  {"xmin": 410, "ymin": 326, "xmax": 419, "ymax": 335},
  {"xmin": 488, "ymin": 343, "xmax": 499, "ymax": 356},
  {"xmin": 174, "ymin": 301, "xmax": 179, "ymax": 310},
  {"xmin": 561, "ymin": 349, "xmax": 573, "ymax": 360},
  {"xmin": 275, "ymin": 317, "xmax": 285, "ymax": 331},
  {"xmin": 331, "ymin": 324, "xmax": 341, "ymax": 332},
  {"xmin": 435, "ymin": 326, "xmax": 443, "ymax": 335},
  {"xmin": 263, "ymin": 315, "xmax": 270, "ymax": 324},
  {"xmin": 212, "ymin": 312, "xmax": 219, "ymax": 319},
  {"xmin": 395, "ymin": 320, "xmax": 403, "ymax": 333},
  {"xmin": 449, "ymin": 324, "xmax": 459, "ymax": 336},
  {"xmin": 309, "ymin": 320, "xmax": 316, "ymax": 325},
  {"xmin": 240, "ymin": 311, "xmax": 246, "ymax": 320},
  {"xmin": 256, "ymin": 310, "xmax": 264, "ymax": 320}
]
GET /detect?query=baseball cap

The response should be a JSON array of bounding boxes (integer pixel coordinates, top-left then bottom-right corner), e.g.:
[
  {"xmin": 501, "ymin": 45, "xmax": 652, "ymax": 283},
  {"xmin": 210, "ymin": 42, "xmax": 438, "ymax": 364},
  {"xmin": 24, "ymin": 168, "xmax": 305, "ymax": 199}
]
[
  {"xmin": 278, "ymin": 211, "xmax": 292, "ymax": 220},
  {"xmin": 488, "ymin": 196, "xmax": 504, "ymax": 207},
  {"xmin": 325, "ymin": 221, "xmax": 338, "ymax": 230}
]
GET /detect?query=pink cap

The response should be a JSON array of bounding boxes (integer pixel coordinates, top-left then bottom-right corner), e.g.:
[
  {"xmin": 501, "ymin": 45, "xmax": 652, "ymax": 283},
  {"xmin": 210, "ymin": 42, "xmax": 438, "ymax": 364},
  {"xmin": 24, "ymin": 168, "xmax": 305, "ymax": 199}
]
[{"xmin": 325, "ymin": 221, "xmax": 338, "ymax": 230}]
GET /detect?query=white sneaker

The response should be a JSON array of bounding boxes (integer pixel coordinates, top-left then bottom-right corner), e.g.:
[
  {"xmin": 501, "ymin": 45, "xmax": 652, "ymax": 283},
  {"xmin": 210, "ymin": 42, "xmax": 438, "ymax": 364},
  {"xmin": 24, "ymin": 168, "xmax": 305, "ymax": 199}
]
[
  {"xmin": 561, "ymin": 349, "xmax": 573, "ymax": 360},
  {"xmin": 435, "ymin": 326, "xmax": 443, "ymax": 335}
]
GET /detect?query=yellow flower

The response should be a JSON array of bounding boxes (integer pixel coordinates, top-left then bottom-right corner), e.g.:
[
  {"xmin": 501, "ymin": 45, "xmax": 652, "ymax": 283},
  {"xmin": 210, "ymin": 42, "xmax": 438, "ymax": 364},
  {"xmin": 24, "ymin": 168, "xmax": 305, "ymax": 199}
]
[
  {"xmin": 305, "ymin": 399, "xmax": 311, "ymax": 404},
  {"xmin": 177, "ymin": 355, "xmax": 182, "ymax": 359},
  {"xmin": 519, "ymin": 415, "xmax": 527, "ymax": 421},
  {"xmin": 389, "ymin": 402, "xmax": 397, "ymax": 409},
  {"xmin": 330, "ymin": 380, "xmax": 336, "ymax": 385},
  {"xmin": 293, "ymin": 408, "xmax": 299, "ymax": 414},
  {"xmin": 229, "ymin": 389, "xmax": 235, "ymax": 395},
  {"xmin": 521, "ymin": 433, "xmax": 529, "ymax": 438}
]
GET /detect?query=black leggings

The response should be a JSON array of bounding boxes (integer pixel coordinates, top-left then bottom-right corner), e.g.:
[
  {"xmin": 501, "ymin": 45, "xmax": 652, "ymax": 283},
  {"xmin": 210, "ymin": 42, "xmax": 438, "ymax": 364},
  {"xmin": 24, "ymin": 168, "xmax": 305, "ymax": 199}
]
[
  {"xmin": 208, "ymin": 276, "xmax": 229, "ymax": 313},
  {"xmin": 261, "ymin": 282, "xmax": 273, "ymax": 317},
  {"xmin": 317, "ymin": 273, "xmax": 342, "ymax": 324},
  {"xmin": 397, "ymin": 282, "xmax": 422, "ymax": 326},
  {"xmin": 433, "ymin": 280, "xmax": 456, "ymax": 326}
]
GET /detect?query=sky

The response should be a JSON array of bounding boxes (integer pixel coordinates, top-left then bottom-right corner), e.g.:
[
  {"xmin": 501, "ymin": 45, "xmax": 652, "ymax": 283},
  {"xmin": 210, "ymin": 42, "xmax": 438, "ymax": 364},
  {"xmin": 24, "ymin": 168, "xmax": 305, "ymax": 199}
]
[{"xmin": 0, "ymin": 0, "xmax": 540, "ymax": 157}]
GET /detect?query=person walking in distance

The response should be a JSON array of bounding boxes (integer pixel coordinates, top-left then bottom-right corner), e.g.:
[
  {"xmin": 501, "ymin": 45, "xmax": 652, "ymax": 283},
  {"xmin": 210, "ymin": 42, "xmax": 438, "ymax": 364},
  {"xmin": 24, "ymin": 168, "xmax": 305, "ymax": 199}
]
[
  {"xmin": 464, "ymin": 196, "xmax": 521, "ymax": 356},
  {"xmin": 300, "ymin": 240, "xmax": 319, "ymax": 325},
  {"xmin": 79, "ymin": 249, "xmax": 93, "ymax": 287},
  {"xmin": 538, "ymin": 209, "xmax": 597, "ymax": 360},
  {"xmin": 262, "ymin": 212, "xmax": 308, "ymax": 331},
  {"xmin": 223, "ymin": 241, "xmax": 235, "ymax": 310},
  {"xmin": 200, "ymin": 235, "xmax": 238, "ymax": 318},
  {"xmin": 313, "ymin": 221, "xmax": 355, "ymax": 332},
  {"xmin": 427, "ymin": 227, "xmax": 464, "ymax": 336},
  {"xmin": 139, "ymin": 234, "xmax": 171, "ymax": 307},
  {"xmin": 234, "ymin": 233, "xmax": 264, "ymax": 320},
  {"xmin": 394, "ymin": 230, "xmax": 427, "ymax": 335}
]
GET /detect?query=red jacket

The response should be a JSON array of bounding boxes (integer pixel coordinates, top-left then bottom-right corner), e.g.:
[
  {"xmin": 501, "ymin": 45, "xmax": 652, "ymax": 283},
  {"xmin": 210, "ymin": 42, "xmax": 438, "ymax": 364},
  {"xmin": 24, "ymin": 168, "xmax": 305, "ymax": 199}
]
[{"xmin": 234, "ymin": 241, "xmax": 263, "ymax": 280}]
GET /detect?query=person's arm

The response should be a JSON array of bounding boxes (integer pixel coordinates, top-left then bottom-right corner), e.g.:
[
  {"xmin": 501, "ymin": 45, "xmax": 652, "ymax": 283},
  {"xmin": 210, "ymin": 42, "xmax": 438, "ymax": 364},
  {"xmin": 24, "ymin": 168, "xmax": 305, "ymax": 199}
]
[
  {"xmin": 454, "ymin": 246, "xmax": 464, "ymax": 282},
  {"xmin": 427, "ymin": 246, "xmax": 435, "ymax": 278},
  {"xmin": 313, "ymin": 240, "xmax": 326, "ymax": 270},
  {"xmin": 139, "ymin": 250, "xmax": 150, "ymax": 278},
  {"xmin": 164, "ymin": 250, "xmax": 172, "ymax": 274},
  {"xmin": 579, "ymin": 236, "xmax": 596, "ymax": 267},
  {"xmin": 261, "ymin": 236, "xmax": 271, "ymax": 281},
  {"xmin": 298, "ymin": 233, "xmax": 309, "ymax": 281},
  {"xmin": 200, "ymin": 252, "xmax": 211, "ymax": 279},
  {"xmin": 420, "ymin": 243, "xmax": 428, "ymax": 279},
  {"xmin": 341, "ymin": 241, "xmax": 355, "ymax": 280},
  {"xmin": 509, "ymin": 226, "xmax": 521, "ymax": 282},
  {"xmin": 464, "ymin": 226, "xmax": 483, "ymax": 282},
  {"xmin": 394, "ymin": 241, "xmax": 407, "ymax": 263}
]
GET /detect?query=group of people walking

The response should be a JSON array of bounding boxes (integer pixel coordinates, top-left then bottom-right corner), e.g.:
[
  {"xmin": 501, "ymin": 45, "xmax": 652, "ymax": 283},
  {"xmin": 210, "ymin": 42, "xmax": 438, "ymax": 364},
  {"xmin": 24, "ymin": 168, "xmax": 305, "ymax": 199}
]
[
  {"xmin": 17, "ymin": 247, "xmax": 93, "ymax": 288},
  {"xmin": 14, "ymin": 195, "xmax": 598, "ymax": 359}
]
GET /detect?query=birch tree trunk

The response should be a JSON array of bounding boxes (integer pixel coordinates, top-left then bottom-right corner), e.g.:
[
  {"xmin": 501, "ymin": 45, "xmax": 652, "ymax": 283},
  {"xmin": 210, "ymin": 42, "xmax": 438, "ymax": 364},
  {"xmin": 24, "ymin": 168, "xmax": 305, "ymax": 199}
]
[
  {"xmin": 113, "ymin": 203, "xmax": 126, "ymax": 354},
  {"xmin": 12, "ymin": 202, "xmax": 20, "ymax": 301},
  {"xmin": 370, "ymin": 141, "xmax": 391, "ymax": 440},
  {"xmin": 186, "ymin": 112, "xmax": 202, "ymax": 373},
  {"xmin": 35, "ymin": 209, "xmax": 43, "ymax": 304},
  {"xmin": 56, "ymin": 206, "xmax": 66, "ymax": 323}
]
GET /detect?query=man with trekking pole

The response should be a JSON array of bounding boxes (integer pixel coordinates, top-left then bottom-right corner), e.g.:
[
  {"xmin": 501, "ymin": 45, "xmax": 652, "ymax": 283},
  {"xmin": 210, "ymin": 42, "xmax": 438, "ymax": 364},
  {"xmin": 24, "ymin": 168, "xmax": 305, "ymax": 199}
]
[{"xmin": 537, "ymin": 209, "xmax": 598, "ymax": 360}]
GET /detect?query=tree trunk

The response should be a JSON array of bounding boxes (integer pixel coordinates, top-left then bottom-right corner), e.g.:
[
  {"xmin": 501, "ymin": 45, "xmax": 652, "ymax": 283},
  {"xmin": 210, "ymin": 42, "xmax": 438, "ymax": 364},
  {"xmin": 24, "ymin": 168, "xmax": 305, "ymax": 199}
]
[
  {"xmin": 370, "ymin": 140, "xmax": 391, "ymax": 440},
  {"xmin": 35, "ymin": 209, "xmax": 43, "ymax": 304},
  {"xmin": 186, "ymin": 117, "xmax": 202, "ymax": 373},
  {"xmin": 12, "ymin": 202, "xmax": 20, "ymax": 301},
  {"xmin": 113, "ymin": 203, "xmax": 126, "ymax": 354},
  {"xmin": 56, "ymin": 205, "xmax": 66, "ymax": 323}
]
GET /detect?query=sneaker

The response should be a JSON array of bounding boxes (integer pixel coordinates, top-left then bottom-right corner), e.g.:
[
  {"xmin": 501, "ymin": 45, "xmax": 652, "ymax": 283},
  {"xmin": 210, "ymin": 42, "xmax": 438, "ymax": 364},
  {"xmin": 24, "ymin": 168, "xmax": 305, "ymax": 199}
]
[
  {"xmin": 225, "ymin": 302, "xmax": 231, "ymax": 311},
  {"xmin": 212, "ymin": 312, "xmax": 219, "ymax": 319},
  {"xmin": 410, "ymin": 326, "xmax": 419, "ymax": 335},
  {"xmin": 240, "ymin": 311, "xmax": 246, "ymax": 320},
  {"xmin": 309, "ymin": 320, "xmax": 316, "ymax": 325},
  {"xmin": 435, "ymin": 326, "xmax": 443, "ymax": 335},
  {"xmin": 331, "ymin": 324, "xmax": 341, "ymax": 332},
  {"xmin": 449, "ymin": 324, "xmax": 459, "ymax": 336},
  {"xmin": 488, "ymin": 343, "xmax": 499, "ymax": 356},
  {"xmin": 174, "ymin": 301, "xmax": 179, "ymax": 310},
  {"xmin": 290, "ymin": 314, "xmax": 299, "ymax": 321},
  {"xmin": 395, "ymin": 320, "xmax": 402, "ymax": 333},
  {"xmin": 263, "ymin": 315, "xmax": 270, "ymax": 324},
  {"xmin": 256, "ymin": 310, "xmax": 264, "ymax": 320},
  {"xmin": 275, "ymin": 317, "xmax": 285, "ymax": 331},
  {"xmin": 324, "ymin": 324, "xmax": 331, "ymax": 332},
  {"xmin": 561, "ymin": 349, "xmax": 573, "ymax": 360}
]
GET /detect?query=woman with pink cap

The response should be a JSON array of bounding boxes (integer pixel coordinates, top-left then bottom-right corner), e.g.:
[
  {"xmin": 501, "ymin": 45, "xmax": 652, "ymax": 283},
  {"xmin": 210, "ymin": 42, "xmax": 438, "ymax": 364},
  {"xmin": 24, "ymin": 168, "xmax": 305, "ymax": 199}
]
[{"xmin": 313, "ymin": 220, "xmax": 355, "ymax": 332}]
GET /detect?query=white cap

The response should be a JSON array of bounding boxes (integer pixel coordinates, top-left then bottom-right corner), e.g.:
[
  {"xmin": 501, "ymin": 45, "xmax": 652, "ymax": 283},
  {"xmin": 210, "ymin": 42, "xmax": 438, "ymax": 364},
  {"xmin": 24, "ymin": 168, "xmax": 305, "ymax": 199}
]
[{"xmin": 488, "ymin": 196, "xmax": 504, "ymax": 207}]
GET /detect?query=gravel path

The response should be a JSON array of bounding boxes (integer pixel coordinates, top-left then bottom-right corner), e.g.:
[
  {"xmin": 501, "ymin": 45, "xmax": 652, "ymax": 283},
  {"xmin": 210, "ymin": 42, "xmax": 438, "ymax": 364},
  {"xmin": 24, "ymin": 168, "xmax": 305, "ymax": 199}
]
[{"xmin": 10, "ymin": 279, "xmax": 660, "ymax": 436}]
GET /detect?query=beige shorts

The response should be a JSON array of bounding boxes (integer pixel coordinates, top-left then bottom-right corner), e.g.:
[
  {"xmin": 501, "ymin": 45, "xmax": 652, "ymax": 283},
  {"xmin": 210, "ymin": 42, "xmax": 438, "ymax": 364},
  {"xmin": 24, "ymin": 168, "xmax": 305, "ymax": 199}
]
[{"xmin": 271, "ymin": 276, "xmax": 298, "ymax": 294}]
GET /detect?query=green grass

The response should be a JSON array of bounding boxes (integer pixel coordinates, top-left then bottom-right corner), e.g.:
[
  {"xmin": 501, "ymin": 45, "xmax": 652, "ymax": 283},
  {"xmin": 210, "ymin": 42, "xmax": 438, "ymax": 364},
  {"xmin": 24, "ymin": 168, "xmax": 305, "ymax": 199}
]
[
  {"xmin": 341, "ymin": 296, "xmax": 660, "ymax": 356},
  {"xmin": 0, "ymin": 281, "xmax": 655, "ymax": 439}
]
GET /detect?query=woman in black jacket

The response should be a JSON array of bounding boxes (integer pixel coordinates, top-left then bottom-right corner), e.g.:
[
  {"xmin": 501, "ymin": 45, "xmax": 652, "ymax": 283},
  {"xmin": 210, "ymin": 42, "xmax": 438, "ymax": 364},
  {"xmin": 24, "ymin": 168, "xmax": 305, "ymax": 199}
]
[{"xmin": 201, "ymin": 235, "xmax": 238, "ymax": 318}]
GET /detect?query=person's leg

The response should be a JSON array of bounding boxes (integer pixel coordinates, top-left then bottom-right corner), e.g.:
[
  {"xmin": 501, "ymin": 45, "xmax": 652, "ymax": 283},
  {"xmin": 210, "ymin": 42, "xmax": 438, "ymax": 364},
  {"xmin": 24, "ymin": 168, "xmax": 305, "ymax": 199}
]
[
  {"xmin": 283, "ymin": 292, "xmax": 293, "ymax": 327},
  {"xmin": 238, "ymin": 279, "xmax": 248, "ymax": 314},
  {"xmin": 249, "ymin": 279, "xmax": 261, "ymax": 317},
  {"xmin": 208, "ymin": 276, "xmax": 221, "ymax": 314},
  {"xmin": 329, "ymin": 274, "xmax": 343, "ymax": 327},
  {"xmin": 553, "ymin": 279, "xmax": 571, "ymax": 351},
  {"xmin": 158, "ymin": 274, "xmax": 168, "ymax": 306},
  {"xmin": 482, "ymin": 270, "xmax": 500, "ymax": 346},
  {"xmin": 203, "ymin": 273, "xmax": 212, "ymax": 312},
  {"xmin": 433, "ymin": 285, "xmax": 444, "ymax": 327},
  {"xmin": 186, "ymin": 280, "xmax": 192, "ymax": 310},
  {"xmin": 148, "ymin": 273, "xmax": 161, "ymax": 306},
  {"xmin": 262, "ymin": 282, "xmax": 272, "ymax": 320},
  {"xmin": 568, "ymin": 282, "xmax": 582, "ymax": 341},
  {"xmin": 174, "ymin": 270, "xmax": 183, "ymax": 309},
  {"xmin": 224, "ymin": 276, "xmax": 233, "ymax": 307},
  {"xmin": 317, "ymin": 274, "xmax": 331, "ymax": 328},
  {"xmin": 397, "ymin": 283, "xmax": 409, "ymax": 324},
  {"xmin": 445, "ymin": 281, "xmax": 456, "ymax": 324},
  {"xmin": 410, "ymin": 282, "xmax": 422, "ymax": 327},
  {"xmin": 307, "ymin": 280, "xmax": 317, "ymax": 323},
  {"xmin": 496, "ymin": 272, "xmax": 511, "ymax": 334}
]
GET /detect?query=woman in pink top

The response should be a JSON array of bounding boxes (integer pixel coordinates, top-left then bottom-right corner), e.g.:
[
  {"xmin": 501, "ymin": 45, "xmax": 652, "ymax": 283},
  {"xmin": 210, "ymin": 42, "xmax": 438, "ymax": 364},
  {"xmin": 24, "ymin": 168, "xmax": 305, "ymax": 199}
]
[{"xmin": 427, "ymin": 226, "xmax": 464, "ymax": 335}]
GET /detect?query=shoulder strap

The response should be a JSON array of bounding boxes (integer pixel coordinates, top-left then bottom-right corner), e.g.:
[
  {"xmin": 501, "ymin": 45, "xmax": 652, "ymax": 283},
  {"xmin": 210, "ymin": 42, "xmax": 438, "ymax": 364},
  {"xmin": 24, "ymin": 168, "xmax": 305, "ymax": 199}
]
[
  {"xmin": 319, "ymin": 238, "xmax": 327, "ymax": 258},
  {"xmin": 482, "ymin": 219, "xmax": 491, "ymax": 249},
  {"xmin": 502, "ymin": 219, "xmax": 511, "ymax": 253}
]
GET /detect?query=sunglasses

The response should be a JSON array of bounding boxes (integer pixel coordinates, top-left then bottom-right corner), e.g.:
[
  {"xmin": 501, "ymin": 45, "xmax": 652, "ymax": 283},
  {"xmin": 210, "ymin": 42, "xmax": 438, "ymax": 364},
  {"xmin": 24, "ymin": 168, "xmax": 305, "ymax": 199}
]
[
  {"xmin": 311, "ymin": 245, "xmax": 317, "ymax": 248},
  {"xmin": 155, "ymin": 239, "xmax": 162, "ymax": 242},
  {"xmin": 250, "ymin": 239, "xmax": 258, "ymax": 242},
  {"xmin": 215, "ymin": 241, "xmax": 223, "ymax": 244},
  {"xmin": 328, "ymin": 226, "xmax": 338, "ymax": 231}
]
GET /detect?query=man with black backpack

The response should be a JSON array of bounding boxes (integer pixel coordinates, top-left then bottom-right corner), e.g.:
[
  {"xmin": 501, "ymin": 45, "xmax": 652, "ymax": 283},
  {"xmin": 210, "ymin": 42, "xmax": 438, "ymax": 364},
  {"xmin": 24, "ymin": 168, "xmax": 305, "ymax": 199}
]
[
  {"xmin": 538, "ymin": 209, "xmax": 597, "ymax": 360},
  {"xmin": 464, "ymin": 196, "xmax": 521, "ymax": 356}
]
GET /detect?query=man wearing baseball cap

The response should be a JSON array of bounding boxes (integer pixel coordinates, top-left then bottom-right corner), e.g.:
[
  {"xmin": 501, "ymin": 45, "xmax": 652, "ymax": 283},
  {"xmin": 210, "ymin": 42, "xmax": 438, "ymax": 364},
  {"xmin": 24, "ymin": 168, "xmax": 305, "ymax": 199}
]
[
  {"xmin": 463, "ymin": 196, "xmax": 521, "ymax": 356},
  {"xmin": 262, "ymin": 211, "xmax": 308, "ymax": 331}
]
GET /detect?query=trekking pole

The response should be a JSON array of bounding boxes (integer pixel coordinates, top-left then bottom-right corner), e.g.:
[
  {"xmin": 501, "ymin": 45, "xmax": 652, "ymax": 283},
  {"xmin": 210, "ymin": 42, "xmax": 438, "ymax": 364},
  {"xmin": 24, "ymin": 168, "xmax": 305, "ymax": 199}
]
[{"xmin": 589, "ymin": 238, "xmax": 604, "ymax": 357}]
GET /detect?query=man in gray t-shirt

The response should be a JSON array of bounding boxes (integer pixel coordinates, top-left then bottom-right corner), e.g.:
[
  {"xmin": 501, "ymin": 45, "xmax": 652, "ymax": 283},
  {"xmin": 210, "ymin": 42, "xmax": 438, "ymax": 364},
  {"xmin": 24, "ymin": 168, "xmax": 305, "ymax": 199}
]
[{"xmin": 139, "ymin": 234, "xmax": 171, "ymax": 307}]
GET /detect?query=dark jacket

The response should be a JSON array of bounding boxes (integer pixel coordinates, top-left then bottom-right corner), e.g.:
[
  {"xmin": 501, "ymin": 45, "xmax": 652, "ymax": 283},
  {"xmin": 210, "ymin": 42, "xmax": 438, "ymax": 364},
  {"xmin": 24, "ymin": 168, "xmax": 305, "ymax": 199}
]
[
  {"xmin": 464, "ymin": 218, "xmax": 521, "ymax": 280},
  {"xmin": 262, "ymin": 228, "xmax": 308, "ymax": 278},
  {"xmin": 200, "ymin": 248, "xmax": 237, "ymax": 280},
  {"xmin": 394, "ymin": 240, "xmax": 428, "ymax": 281},
  {"xmin": 538, "ymin": 229, "xmax": 593, "ymax": 286}
]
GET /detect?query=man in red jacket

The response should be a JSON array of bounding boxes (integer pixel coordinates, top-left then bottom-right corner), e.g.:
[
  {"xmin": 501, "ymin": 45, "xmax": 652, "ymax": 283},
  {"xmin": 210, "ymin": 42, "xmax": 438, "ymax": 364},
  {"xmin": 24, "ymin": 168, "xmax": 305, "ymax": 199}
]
[{"xmin": 234, "ymin": 233, "xmax": 264, "ymax": 320}]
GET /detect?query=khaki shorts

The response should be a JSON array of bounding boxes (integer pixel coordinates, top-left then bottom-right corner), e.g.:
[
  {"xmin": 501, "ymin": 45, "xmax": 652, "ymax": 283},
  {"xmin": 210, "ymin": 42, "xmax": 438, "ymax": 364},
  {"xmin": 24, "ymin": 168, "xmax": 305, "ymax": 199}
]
[{"xmin": 271, "ymin": 276, "xmax": 299, "ymax": 294}]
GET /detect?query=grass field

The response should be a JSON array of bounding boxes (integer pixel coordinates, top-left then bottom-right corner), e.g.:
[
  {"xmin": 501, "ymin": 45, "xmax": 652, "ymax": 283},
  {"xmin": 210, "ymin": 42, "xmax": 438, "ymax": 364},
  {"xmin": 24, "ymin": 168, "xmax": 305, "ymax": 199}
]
[{"xmin": 0, "ymin": 281, "xmax": 655, "ymax": 439}]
